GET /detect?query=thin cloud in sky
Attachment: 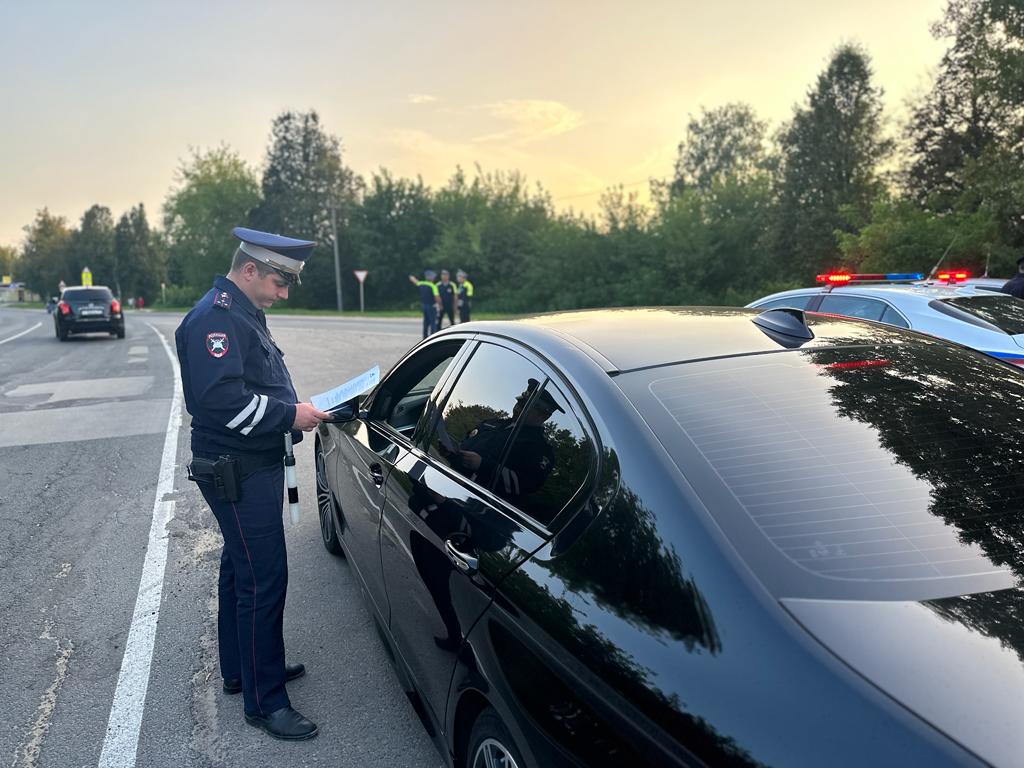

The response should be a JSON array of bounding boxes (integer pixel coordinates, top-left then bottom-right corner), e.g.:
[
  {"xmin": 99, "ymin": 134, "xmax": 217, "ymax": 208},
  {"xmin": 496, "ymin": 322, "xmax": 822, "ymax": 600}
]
[
  {"xmin": 407, "ymin": 93, "xmax": 438, "ymax": 104},
  {"xmin": 472, "ymin": 99, "xmax": 585, "ymax": 145}
]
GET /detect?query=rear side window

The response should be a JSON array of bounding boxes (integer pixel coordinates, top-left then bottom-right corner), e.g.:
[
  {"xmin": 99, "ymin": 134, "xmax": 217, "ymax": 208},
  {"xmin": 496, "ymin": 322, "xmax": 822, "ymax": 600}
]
[
  {"xmin": 425, "ymin": 343, "xmax": 593, "ymax": 526},
  {"xmin": 633, "ymin": 341, "xmax": 1024, "ymax": 600},
  {"xmin": 497, "ymin": 382, "xmax": 591, "ymax": 526},
  {"xmin": 880, "ymin": 305, "xmax": 910, "ymax": 329},
  {"xmin": 818, "ymin": 294, "xmax": 887, "ymax": 322},
  {"xmin": 64, "ymin": 288, "xmax": 112, "ymax": 301},
  {"xmin": 943, "ymin": 296, "xmax": 1024, "ymax": 335},
  {"xmin": 755, "ymin": 295, "xmax": 814, "ymax": 311}
]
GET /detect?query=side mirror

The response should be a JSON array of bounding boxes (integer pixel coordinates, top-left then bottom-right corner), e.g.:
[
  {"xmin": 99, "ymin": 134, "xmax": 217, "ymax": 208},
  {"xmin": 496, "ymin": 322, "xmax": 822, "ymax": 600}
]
[{"xmin": 324, "ymin": 396, "xmax": 361, "ymax": 424}]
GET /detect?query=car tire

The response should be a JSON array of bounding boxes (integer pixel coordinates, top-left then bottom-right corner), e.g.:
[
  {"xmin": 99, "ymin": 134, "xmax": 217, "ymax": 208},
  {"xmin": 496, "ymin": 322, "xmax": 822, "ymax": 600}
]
[
  {"xmin": 57, "ymin": 324, "xmax": 68, "ymax": 341},
  {"xmin": 315, "ymin": 437, "xmax": 344, "ymax": 557},
  {"xmin": 467, "ymin": 707, "xmax": 525, "ymax": 768},
  {"xmin": 116, "ymin": 326, "xmax": 125, "ymax": 339}
]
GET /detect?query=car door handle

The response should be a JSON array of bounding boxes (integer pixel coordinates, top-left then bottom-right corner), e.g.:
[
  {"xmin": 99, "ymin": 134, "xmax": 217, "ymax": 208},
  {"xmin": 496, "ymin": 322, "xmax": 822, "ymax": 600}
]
[
  {"xmin": 369, "ymin": 463, "xmax": 384, "ymax": 487},
  {"xmin": 445, "ymin": 536, "xmax": 479, "ymax": 576}
]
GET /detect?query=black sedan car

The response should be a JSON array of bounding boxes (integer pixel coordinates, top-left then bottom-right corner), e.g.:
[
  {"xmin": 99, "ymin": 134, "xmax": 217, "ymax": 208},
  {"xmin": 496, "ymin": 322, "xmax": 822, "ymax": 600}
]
[
  {"xmin": 54, "ymin": 285, "xmax": 125, "ymax": 340},
  {"xmin": 315, "ymin": 307, "xmax": 1024, "ymax": 767}
]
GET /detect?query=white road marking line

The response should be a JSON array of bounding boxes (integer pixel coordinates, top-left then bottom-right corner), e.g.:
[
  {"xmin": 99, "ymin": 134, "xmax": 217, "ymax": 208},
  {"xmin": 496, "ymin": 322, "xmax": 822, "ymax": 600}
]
[
  {"xmin": 97, "ymin": 323, "xmax": 182, "ymax": 768},
  {"xmin": 0, "ymin": 322, "xmax": 42, "ymax": 345}
]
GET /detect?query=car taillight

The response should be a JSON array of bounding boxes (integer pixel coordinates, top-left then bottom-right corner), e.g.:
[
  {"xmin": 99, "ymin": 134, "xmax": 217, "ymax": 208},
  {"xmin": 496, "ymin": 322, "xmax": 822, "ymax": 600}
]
[
  {"xmin": 58, "ymin": 301, "xmax": 70, "ymax": 315},
  {"xmin": 111, "ymin": 299, "xmax": 121, "ymax": 314}
]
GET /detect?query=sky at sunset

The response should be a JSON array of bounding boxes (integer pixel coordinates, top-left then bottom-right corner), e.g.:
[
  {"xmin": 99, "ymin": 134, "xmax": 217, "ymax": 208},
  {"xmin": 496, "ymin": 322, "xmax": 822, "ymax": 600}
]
[{"xmin": 0, "ymin": 0, "xmax": 950, "ymax": 248}]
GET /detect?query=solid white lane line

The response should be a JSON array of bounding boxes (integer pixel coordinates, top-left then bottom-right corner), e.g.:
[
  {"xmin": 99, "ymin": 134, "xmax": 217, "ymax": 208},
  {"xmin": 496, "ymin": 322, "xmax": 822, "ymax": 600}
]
[
  {"xmin": 0, "ymin": 322, "xmax": 42, "ymax": 345},
  {"xmin": 97, "ymin": 323, "xmax": 182, "ymax": 768}
]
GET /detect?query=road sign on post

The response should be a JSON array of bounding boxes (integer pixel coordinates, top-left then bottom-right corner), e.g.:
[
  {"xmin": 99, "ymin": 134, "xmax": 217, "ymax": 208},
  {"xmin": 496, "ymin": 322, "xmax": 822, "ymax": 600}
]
[
  {"xmin": 353, "ymin": 270, "xmax": 369, "ymax": 313},
  {"xmin": 81, "ymin": 267, "xmax": 92, "ymax": 286}
]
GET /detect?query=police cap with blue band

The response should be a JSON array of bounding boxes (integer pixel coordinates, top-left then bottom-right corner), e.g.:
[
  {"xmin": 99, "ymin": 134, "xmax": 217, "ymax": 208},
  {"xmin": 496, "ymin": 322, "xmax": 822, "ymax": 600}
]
[{"xmin": 232, "ymin": 227, "xmax": 316, "ymax": 285}]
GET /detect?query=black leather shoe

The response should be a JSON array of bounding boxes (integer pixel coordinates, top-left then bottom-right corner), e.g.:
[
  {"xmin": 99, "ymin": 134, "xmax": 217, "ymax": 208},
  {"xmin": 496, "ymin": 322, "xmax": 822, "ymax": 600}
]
[
  {"xmin": 244, "ymin": 706, "xmax": 318, "ymax": 741},
  {"xmin": 223, "ymin": 663, "xmax": 306, "ymax": 695}
]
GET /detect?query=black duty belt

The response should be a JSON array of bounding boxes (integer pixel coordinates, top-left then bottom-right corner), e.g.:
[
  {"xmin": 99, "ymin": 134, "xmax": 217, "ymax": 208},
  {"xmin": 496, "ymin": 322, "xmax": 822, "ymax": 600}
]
[{"xmin": 187, "ymin": 452, "xmax": 282, "ymax": 502}]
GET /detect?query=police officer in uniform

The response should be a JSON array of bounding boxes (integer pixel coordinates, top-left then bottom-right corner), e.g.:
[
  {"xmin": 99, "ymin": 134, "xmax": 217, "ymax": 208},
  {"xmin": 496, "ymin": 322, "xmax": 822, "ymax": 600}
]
[
  {"xmin": 1001, "ymin": 255, "xmax": 1024, "ymax": 299},
  {"xmin": 175, "ymin": 227, "xmax": 330, "ymax": 741},
  {"xmin": 409, "ymin": 269, "xmax": 441, "ymax": 338},
  {"xmin": 437, "ymin": 269, "xmax": 456, "ymax": 329},
  {"xmin": 456, "ymin": 269, "xmax": 473, "ymax": 323}
]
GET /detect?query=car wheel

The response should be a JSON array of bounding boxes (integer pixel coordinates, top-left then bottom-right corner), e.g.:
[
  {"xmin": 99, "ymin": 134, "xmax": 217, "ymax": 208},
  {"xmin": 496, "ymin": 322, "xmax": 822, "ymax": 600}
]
[
  {"xmin": 315, "ymin": 437, "xmax": 344, "ymax": 557},
  {"xmin": 116, "ymin": 326, "xmax": 125, "ymax": 339},
  {"xmin": 58, "ymin": 324, "xmax": 68, "ymax": 341},
  {"xmin": 467, "ymin": 707, "xmax": 524, "ymax": 768}
]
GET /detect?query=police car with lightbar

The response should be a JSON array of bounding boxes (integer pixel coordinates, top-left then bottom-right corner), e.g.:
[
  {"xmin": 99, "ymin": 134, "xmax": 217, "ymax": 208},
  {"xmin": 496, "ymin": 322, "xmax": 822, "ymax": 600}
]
[{"xmin": 748, "ymin": 271, "xmax": 1024, "ymax": 368}]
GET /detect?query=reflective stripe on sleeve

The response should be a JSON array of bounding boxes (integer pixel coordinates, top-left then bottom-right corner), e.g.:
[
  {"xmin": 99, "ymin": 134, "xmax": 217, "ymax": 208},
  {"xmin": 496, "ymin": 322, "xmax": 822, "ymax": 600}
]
[
  {"xmin": 240, "ymin": 395, "xmax": 269, "ymax": 435},
  {"xmin": 226, "ymin": 394, "xmax": 259, "ymax": 429}
]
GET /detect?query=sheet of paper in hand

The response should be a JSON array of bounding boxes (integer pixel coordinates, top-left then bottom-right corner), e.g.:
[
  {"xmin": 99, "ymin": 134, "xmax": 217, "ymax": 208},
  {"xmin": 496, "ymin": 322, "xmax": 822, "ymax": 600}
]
[{"xmin": 311, "ymin": 366, "xmax": 380, "ymax": 412}]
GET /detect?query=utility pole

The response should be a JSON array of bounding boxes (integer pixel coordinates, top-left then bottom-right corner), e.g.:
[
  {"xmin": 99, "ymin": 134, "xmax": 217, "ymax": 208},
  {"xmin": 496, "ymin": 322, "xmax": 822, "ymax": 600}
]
[{"xmin": 330, "ymin": 203, "xmax": 343, "ymax": 312}]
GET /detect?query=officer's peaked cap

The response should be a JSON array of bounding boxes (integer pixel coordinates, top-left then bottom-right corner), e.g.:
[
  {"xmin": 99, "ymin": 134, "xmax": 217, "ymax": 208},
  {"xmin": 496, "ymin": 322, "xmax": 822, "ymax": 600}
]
[
  {"xmin": 424, "ymin": 269, "xmax": 437, "ymax": 280},
  {"xmin": 456, "ymin": 269, "xmax": 467, "ymax": 278},
  {"xmin": 522, "ymin": 378, "xmax": 565, "ymax": 414},
  {"xmin": 233, "ymin": 227, "xmax": 316, "ymax": 283}
]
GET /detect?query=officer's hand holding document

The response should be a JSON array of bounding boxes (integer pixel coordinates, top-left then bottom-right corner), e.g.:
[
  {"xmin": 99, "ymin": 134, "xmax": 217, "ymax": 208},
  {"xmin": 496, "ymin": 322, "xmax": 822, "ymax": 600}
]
[{"xmin": 311, "ymin": 366, "xmax": 380, "ymax": 418}]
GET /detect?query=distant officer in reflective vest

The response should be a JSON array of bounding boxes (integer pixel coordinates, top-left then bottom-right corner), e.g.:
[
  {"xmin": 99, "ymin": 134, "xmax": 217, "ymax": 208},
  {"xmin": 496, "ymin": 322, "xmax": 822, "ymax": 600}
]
[
  {"xmin": 409, "ymin": 269, "xmax": 441, "ymax": 338},
  {"xmin": 1001, "ymin": 255, "xmax": 1024, "ymax": 299},
  {"xmin": 437, "ymin": 269, "xmax": 456, "ymax": 329},
  {"xmin": 175, "ymin": 227, "xmax": 330, "ymax": 742},
  {"xmin": 456, "ymin": 269, "xmax": 474, "ymax": 323}
]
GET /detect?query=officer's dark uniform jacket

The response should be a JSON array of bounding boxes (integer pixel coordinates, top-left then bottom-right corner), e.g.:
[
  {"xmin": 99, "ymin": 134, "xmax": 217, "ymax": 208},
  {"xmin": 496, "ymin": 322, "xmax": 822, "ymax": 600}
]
[
  {"xmin": 457, "ymin": 418, "xmax": 554, "ymax": 500},
  {"xmin": 175, "ymin": 275, "xmax": 299, "ymax": 459},
  {"xmin": 438, "ymin": 280, "xmax": 455, "ymax": 309},
  {"xmin": 416, "ymin": 279, "xmax": 439, "ymax": 307},
  {"xmin": 1001, "ymin": 274, "xmax": 1024, "ymax": 299}
]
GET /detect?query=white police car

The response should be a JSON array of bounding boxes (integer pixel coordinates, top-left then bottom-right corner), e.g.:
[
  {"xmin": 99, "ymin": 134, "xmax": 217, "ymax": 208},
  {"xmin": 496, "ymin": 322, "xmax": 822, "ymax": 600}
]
[{"xmin": 748, "ymin": 272, "xmax": 1024, "ymax": 368}]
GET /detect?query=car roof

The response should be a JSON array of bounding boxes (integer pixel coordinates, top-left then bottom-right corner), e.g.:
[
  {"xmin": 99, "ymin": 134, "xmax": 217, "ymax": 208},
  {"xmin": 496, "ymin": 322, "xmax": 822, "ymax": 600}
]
[
  {"xmin": 463, "ymin": 307, "xmax": 913, "ymax": 373},
  {"xmin": 63, "ymin": 285, "xmax": 112, "ymax": 292},
  {"xmin": 753, "ymin": 281, "xmax": 1010, "ymax": 302}
]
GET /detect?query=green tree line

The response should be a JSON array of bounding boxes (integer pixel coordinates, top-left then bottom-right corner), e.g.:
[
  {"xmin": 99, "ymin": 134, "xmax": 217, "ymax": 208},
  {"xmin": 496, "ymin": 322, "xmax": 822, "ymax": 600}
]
[{"xmin": 9, "ymin": 0, "xmax": 1023, "ymax": 311}]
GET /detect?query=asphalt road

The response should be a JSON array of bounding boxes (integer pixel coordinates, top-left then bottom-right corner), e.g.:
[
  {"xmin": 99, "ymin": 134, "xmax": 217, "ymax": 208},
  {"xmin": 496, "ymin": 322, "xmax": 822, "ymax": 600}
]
[{"xmin": 0, "ymin": 307, "xmax": 442, "ymax": 768}]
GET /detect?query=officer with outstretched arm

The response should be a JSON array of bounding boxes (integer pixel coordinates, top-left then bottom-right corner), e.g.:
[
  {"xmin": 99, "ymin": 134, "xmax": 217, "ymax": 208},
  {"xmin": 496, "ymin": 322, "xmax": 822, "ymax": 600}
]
[{"xmin": 175, "ymin": 227, "xmax": 330, "ymax": 741}]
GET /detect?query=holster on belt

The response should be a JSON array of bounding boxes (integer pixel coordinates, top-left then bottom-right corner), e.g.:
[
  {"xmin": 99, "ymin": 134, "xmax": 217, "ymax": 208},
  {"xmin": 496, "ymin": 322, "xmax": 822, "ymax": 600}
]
[{"xmin": 187, "ymin": 456, "xmax": 242, "ymax": 502}]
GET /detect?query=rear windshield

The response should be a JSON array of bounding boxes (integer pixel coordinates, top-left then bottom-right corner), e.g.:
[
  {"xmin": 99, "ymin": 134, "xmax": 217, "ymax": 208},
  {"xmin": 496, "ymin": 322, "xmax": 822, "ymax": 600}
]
[
  {"xmin": 628, "ymin": 338, "xmax": 1024, "ymax": 601},
  {"xmin": 943, "ymin": 295, "xmax": 1024, "ymax": 335},
  {"xmin": 64, "ymin": 288, "xmax": 112, "ymax": 301}
]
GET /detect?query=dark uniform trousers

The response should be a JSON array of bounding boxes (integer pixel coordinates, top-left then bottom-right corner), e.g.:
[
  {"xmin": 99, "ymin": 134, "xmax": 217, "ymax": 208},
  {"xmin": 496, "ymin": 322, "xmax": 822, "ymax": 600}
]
[
  {"xmin": 421, "ymin": 304, "xmax": 437, "ymax": 338},
  {"xmin": 197, "ymin": 464, "xmax": 291, "ymax": 717},
  {"xmin": 438, "ymin": 284, "xmax": 456, "ymax": 329}
]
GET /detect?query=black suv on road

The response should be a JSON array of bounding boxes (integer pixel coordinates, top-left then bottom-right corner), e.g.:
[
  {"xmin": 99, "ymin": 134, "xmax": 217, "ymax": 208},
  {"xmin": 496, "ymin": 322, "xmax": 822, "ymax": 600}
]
[{"xmin": 54, "ymin": 286, "xmax": 125, "ymax": 340}]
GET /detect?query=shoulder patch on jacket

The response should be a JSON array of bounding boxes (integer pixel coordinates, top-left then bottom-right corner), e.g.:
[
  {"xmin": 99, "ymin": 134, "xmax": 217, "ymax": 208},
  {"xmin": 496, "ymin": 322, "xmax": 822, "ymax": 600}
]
[{"xmin": 213, "ymin": 291, "xmax": 232, "ymax": 310}]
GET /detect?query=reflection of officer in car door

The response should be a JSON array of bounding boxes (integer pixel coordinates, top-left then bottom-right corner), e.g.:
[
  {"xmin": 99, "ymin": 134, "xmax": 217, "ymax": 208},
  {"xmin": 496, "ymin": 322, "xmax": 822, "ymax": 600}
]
[
  {"xmin": 447, "ymin": 377, "xmax": 560, "ymax": 500},
  {"xmin": 175, "ymin": 227, "xmax": 330, "ymax": 742},
  {"xmin": 407, "ymin": 379, "xmax": 561, "ymax": 651}
]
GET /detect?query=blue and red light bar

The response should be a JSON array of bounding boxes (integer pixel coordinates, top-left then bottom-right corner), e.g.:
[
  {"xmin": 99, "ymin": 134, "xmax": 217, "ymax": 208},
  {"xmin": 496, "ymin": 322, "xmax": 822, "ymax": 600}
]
[{"xmin": 815, "ymin": 272, "xmax": 924, "ymax": 284}]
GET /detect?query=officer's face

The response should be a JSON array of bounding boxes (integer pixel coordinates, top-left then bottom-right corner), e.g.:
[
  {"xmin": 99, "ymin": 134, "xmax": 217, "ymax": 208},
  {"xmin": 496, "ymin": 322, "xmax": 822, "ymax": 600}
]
[{"xmin": 251, "ymin": 271, "xmax": 291, "ymax": 308}]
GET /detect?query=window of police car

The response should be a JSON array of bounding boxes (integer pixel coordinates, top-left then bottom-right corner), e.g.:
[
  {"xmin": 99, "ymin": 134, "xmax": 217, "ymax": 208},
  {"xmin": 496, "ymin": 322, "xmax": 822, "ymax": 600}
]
[
  {"xmin": 943, "ymin": 295, "xmax": 1024, "ymax": 335},
  {"xmin": 818, "ymin": 294, "xmax": 910, "ymax": 328},
  {"xmin": 422, "ymin": 342, "xmax": 593, "ymax": 527},
  {"xmin": 756, "ymin": 295, "xmax": 814, "ymax": 311}
]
